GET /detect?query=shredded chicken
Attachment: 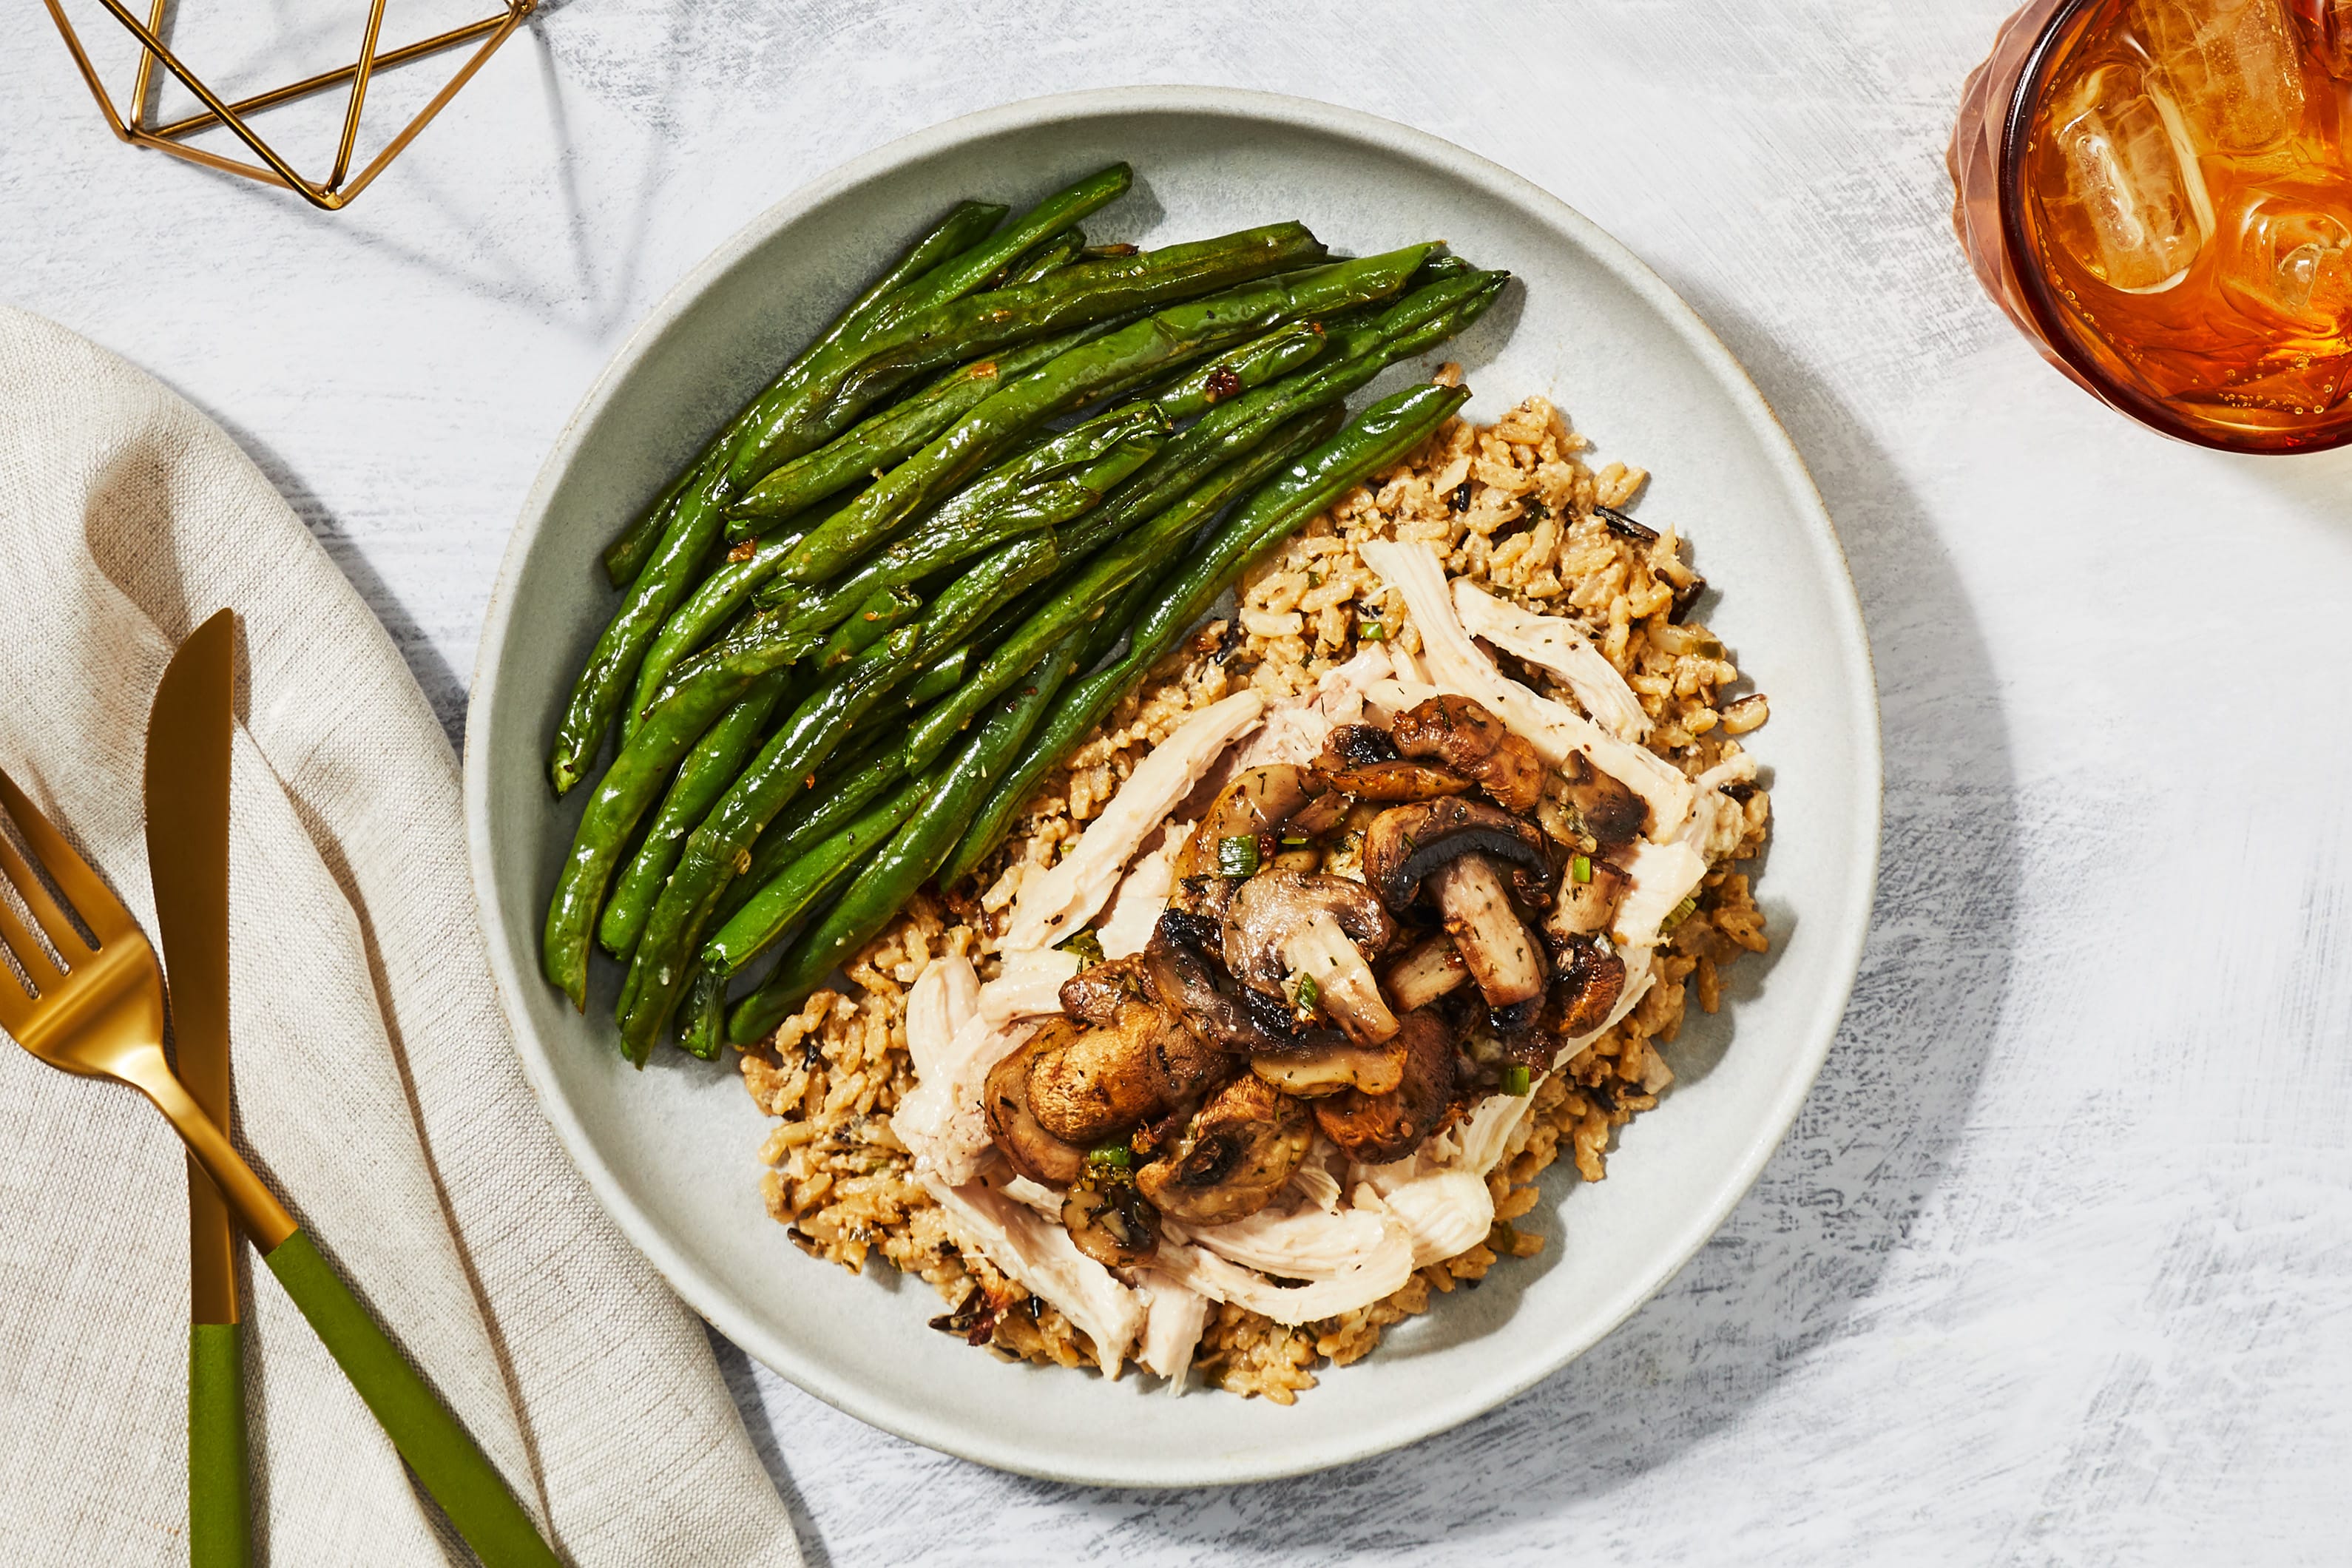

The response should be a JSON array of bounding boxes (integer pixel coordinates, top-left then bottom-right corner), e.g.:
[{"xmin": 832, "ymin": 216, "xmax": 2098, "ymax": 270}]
[
  {"xmin": 1002, "ymin": 692, "xmax": 1265, "ymax": 955},
  {"xmin": 1366, "ymin": 1167, "xmax": 1496, "ymax": 1268},
  {"xmin": 1451, "ymin": 578, "xmax": 1651, "ymax": 742},
  {"xmin": 1611, "ymin": 837, "xmax": 1710, "ymax": 951},
  {"xmin": 978, "ymin": 946, "xmax": 1081, "ymax": 1025},
  {"xmin": 1231, "ymin": 643, "xmax": 1393, "ymax": 770},
  {"xmin": 1679, "ymin": 748, "xmax": 1759, "ymax": 861},
  {"xmin": 922, "ymin": 1173, "xmax": 1148, "ymax": 1377},
  {"xmin": 1361, "ymin": 541, "xmax": 1694, "ymax": 836},
  {"xmin": 1097, "ymin": 824, "xmax": 1192, "ymax": 960},
  {"xmin": 1132, "ymin": 1268, "xmax": 1210, "ymax": 1390},
  {"xmin": 1152, "ymin": 1191, "xmax": 1416, "ymax": 1325},
  {"xmin": 1173, "ymin": 1195, "xmax": 1403, "ymax": 1280},
  {"xmin": 893, "ymin": 960, "xmax": 1035, "ymax": 1186}
]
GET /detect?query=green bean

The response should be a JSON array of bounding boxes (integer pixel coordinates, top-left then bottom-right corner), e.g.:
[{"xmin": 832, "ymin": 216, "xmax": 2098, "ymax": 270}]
[
  {"xmin": 618, "ymin": 626, "xmax": 922, "ymax": 1059},
  {"xmin": 777, "ymin": 243, "xmax": 1430, "ymax": 588},
  {"xmin": 598, "ymin": 669, "xmax": 791, "ymax": 960},
  {"xmin": 712, "ymin": 739, "xmax": 906, "ymax": 929},
  {"xmin": 999, "ymin": 228, "xmax": 1085, "ymax": 288},
  {"xmin": 1129, "ymin": 320, "xmax": 1328, "ymax": 420},
  {"xmin": 624, "ymin": 526, "xmax": 817, "ymax": 734},
  {"xmin": 700, "ymin": 768, "xmax": 939, "ymax": 979},
  {"xmin": 940, "ymin": 382, "xmax": 1471, "ymax": 888},
  {"xmin": 723, "ymin": 319, "xmax": 1130, "ymax": 537},
  {"xmin": 902, "ymin": 645, "xmax": 968, "ymax": 710},
  {"xmin": 1041, "ymin": 268, "xmax": 1501, "ymax": 570},
  {"xmin": 598, "ymin": 200, "xmax": 1008, "ymax": 588},
  {"xmin": 543, "ymin": 624, "xmax": 803, "ymax": 1005},
  {"xmin": 729, "ymin": 635, "xmax": 1080, "ymax": 1044},
  {"xmin": 802, "ymin": 223, "xmax": 1326, "ymax": 455},
  {"xmin": 913, "ymin": 532, "xmax": 1059, "ymax": 661},
  {"xmin": 902, "ymin": 405, "xmax": 1341, "ymax": 773},
  {"xmin": 752, "ymin": 407, "xmax": 1166, "ymax": 627},
  {"xmin": 676, "ymin": 965, "xmax": 727, "ymax": 1061},
  {"xmin": 817, "ymin": 584, "xmax": 920, "ymax": 669},
  {"xmin": 548, "ymin": 194, "xmax": 1155, "ymax": 793}
]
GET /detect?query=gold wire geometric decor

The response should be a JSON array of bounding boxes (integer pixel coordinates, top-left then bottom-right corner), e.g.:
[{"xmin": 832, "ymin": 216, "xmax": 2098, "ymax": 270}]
[{"xmin": 42, "ymin": 0, "xmax": 535, "ymax": 211}]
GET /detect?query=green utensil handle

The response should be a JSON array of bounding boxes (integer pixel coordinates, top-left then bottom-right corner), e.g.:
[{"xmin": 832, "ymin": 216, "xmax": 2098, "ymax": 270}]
[
  {"xmin": 189, "ymin": 1322, "xmax": 249, "ymax": 1568},
  {"xmin": 262, "ymin": 1230, "xmax": 561, "ymax": 1568}
]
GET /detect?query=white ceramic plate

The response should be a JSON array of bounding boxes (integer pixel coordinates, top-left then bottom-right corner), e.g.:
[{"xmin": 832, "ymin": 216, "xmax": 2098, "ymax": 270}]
[{"xmin": 465, "ymin": 87, "xmax": 1880, "ymax": 1487}]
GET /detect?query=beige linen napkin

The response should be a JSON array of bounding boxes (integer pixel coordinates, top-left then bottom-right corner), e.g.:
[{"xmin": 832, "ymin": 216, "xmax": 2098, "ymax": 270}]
[{"xmin": 0, "ymin": 305, "xmax": 803, "ymax": 1566}]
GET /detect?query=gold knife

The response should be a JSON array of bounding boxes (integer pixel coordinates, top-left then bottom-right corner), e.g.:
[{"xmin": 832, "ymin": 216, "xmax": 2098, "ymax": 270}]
[{"xmin": 143, "ymin": 609, "xmax": 245, "ymax": 1568}]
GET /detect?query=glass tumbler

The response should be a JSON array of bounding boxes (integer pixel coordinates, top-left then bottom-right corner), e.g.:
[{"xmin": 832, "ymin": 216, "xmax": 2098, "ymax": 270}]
[{"xmin": 1950, "ymin": 0, "xmax": 2352, "ymax": 453}]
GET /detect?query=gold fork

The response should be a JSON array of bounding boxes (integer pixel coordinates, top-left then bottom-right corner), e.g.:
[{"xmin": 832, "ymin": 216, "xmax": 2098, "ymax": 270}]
[{"xmin": 0, "ymin": 768, "xmax": 561, "ymax": 1568}]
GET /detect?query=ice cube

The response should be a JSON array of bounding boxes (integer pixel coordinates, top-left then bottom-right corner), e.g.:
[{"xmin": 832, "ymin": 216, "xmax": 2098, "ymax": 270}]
[
  {"xmin": 2134, "ymin": 0, "xmax": 2308, "ymax": 152},
  {"xmin": 2218, "ymin": 189, "xmax": 2352, "ymax": 326},
  {"xmin": 2288, "ymin": 0, "xmax": 2352, "ymax": 80},
  {"xmin": 2047, "ymin": 66, "xmax": 2212, "ymax": 291}
]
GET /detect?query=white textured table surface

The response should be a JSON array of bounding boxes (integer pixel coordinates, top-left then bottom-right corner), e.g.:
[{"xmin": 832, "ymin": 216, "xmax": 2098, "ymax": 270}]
[{"xmin": 8, "ymin": 2, "xmax": 2350, "ymax": 1561}]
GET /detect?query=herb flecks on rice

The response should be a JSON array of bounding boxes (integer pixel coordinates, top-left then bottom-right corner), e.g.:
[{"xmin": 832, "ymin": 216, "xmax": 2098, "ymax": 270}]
[{"xmin": 738, "ymin": 394, "xmax": 1771, "ymax": 1400}]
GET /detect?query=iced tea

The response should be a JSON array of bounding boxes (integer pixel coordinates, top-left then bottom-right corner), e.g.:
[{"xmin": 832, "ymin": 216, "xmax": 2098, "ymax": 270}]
[{"xmin": 1953, "ymin": 0, "xmax": 2352, "ymax": 450}]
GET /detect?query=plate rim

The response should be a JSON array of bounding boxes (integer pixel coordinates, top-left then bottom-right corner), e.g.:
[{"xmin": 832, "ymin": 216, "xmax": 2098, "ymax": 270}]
[{"xmin": 463, "ymin": 83, "xmax": 1884, "ymax": 1487}]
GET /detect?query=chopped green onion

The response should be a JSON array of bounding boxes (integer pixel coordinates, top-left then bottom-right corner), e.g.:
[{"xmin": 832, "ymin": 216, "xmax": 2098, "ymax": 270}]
[
  {"xmin": 1087, "ymin": 1143, "xmax": 1132, "ymax": 1169},
  {"xmin": 1660, "ymin": 895, "xmax": 1699, "ymax": 935},
  {"xmin": 1570, "ymin": 854, "xmax": 1592, "ymax": 885},
  {"xmin": 1056, "ymin": 928, "xmax": 1105, "ymax": 967},
  {"xmin": 1217, "ymin": 834, "xmax": 1260, "ymax": 878},
  {"xmin": 1357, "ymin": 619, "xmax": 1388, "ymax": 641},
  {"xmin": 1294, "ymin": 973, "xmax": 1320, "ymax": 1012},
  {"xmin": 1279, "ymin": 833, "xmax": 1311, "ymax": 848},
  {"xmin": 1500, "ymin": 1064, "xmax": 1532, "ymax": 1096}
]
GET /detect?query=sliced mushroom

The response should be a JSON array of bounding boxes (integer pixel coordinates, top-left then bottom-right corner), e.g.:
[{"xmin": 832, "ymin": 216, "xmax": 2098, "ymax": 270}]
[
  {"xmin": 1176, "ymin": 765, "xmax": 1320, "ymax": 882},
  {"xmin": 1385, "ymin": 932, "xmax": 1472, "ymax": 1011},
  {"xmin": 1029, "ymin": 975, "xmax": 1230, "ymax": 1145},
  {"xmin": 1323, "ymin": 760, "xmax": 1475, "ymax": 801},
  {"xmin": 1061, "ymin": 1167, "xmax": 1160, "ymax": 1268},
  {"xmin": 1058, "ymin": 953, "xmax": 1152, "ymax": 1027},
  {"xmin": 1222, "ymin": 871, "xmax": 1399, "ymax": 1047},
  {"xmin": 1142, "ymin": 909, "xmax": 1291, "ymax": 1055},
  {"xmin": 1359, "ymin": 798, "xmax": 1552, "ymax": 915},
  {"xmin": 983, "ymin": 1033, "xmax": 1088, "ymax": 1186},
  {"xmin": 1135, "ymin": 1074, "xmax": 1312, "ymax": 1224},
  {"xmin": 1251, "ymin": 1037, "xmax": 1408, "ymax": 1098},
  {"xmin": 1547, "ymin": 855, "xmax": 1632, "ymax": 938},
  {"xmin": 1554, "ymin": 939, "xmax": 1628, "ymax": 1039},
  {"xmin": 1314, "ymin": 1008, "xmax": 1461, "ymax": 1165},
  {"xmin": 1390, "ymin": 695, "xmax": 1545, "ymax": 814},
  {"xmin": 1559, "ymin": 750, "xmax": 1646, "ymax": 850},
  {"xmin": 1428, "ymin": 856, "xmax": 1547, "ymax": 1007},
  {"xmin": 1321, "ymin": 723, "xmax": 1400, "ymax": 769}
]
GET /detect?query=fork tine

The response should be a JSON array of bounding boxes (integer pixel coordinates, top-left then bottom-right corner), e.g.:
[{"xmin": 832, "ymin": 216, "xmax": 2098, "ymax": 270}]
[
  {"xmin": 0, "ymin": 784, "xmax": 98, "ymax": 963},
  {"xmin": 0, "ymin": 887, "xmax": 67, "ymax": 1001},
  {"xmin": 0, "ymin": 768, "xmax": 132, "ymax": 947}
]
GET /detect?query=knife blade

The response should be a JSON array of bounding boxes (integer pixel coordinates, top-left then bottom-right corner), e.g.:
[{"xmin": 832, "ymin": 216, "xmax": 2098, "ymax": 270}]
[{"xmin": 143, "ymin": 607, "xmax": 246, "ymax": 1568}]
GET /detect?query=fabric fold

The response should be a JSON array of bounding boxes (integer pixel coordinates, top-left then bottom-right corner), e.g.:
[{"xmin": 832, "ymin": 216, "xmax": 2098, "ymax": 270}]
[{"xmin": 0, "ymin": 305, "xmax": 801, "ymax": 1567}]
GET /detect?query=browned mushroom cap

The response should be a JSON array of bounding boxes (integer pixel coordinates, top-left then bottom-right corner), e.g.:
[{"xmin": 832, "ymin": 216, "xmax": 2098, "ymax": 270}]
[
  {"xmin": 1547, "ymin": 856, "xmax": 1631, "ymax": 938},
  {"xmin": 1313, "ymin": 1008, "xmax": 1461, "ymax": 1165},
  {"xmin": 1560, "ymin": 751, "xmax": 1646, "ymax": 850},
  {"xmin": 1222, "ymin": 871, "xmax": 1399, "ymax": 1047},
  {"xmin": 1553, "ymin": 939, "xmax": 1628, "ymax": 1039},
  {"xmin": 984, "ymin": 1030, "xmax": 1088, "ymax": 1186},
  {"xmin": 1028, "ymin": 987, "xmax": 1211, "ymax": 1146},
  {"xmin": 1175, "ymin": 764, "xmax": 1322, "ymax": 884},
  {"xmin": 1323, "ymin": 760, "xmax": 1475, "ymax": 802},
  {"xmin": 1360, "ymin": 798, "xmax": 1551, "ymax": 914},
  {"xmin": 1061, "ymin": 1169, "xmax": 1160, "ymax": 1268},
  {"xmin": 1391, "ymin": 695, "xmax": 1545, "ymax": 814},
  {"xmin": 1320, "ymin": 723, "xmax": 1400, "ymax": 769},
  {"xmin": 1135, "ymin": 1073, "xmax": 1313, "ymax": 1225},
  {"xmin": 1142, "ymin": 910, "xmax": 1291, "ymax": 1055},
  {"xmin": 1058, "ymin": 953, "xmax": 1153, "ymax": 1027}
]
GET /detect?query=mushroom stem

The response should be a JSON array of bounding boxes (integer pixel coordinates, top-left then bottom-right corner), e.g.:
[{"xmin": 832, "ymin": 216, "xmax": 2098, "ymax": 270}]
[
  {"xmin": 1430, "ymin": 855, "xmax": 1547, "ymax": 1007},
  {"xmin": 1283, "ymin": 910, "xmax": 1400, "ymax": 1046}
]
